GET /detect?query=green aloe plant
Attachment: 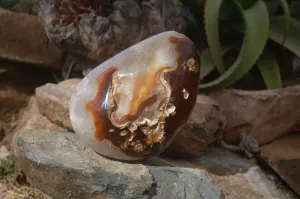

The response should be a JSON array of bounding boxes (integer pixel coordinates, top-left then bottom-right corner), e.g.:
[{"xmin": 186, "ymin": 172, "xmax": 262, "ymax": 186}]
[{"xmin": 177, "ymin": 0, "xmax": 300, "ymax": 92}]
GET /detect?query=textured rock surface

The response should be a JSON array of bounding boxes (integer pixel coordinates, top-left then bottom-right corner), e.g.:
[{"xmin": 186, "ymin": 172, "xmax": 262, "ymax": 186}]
[
  {"xmin": 208, "ymin": 85, "xmax": 300, "ymax": 145},
  {"xmin": 148, "ymin": 147, "xmax": 256, "ymax": 176},
  {"xmin": 57, "ymin": 78, "xmax": 81, "ymax": 90},
  {"xmin": 35, "ymin": 83, "xmax": 74, "ymax": 130},
  {"xmin": 12, "ymin": 130, "xmax": 153, "ymax": 199},
  {"xmin": 38, "ymin": 0, "xmax": 190, "ymax": 65},
  {"xmin": 164, "ymin": 95, "xmax": 225, "ymax": 157},
  {"xmin": 147, "ymin": 167, "xmax": 220, "ymax": 199},
  {"xmin": 14, "ymin": 97, "xmax": 68, "ymax": 134},
  {"xmin": 0, "ymin": 10, "xmax": 63, "ymax": 68},
  {"xmin": 11, "ymin": 130, "xmax": 298, "ymax": 199},
  {"xmin": 260, "ymin": 133, "xmax": 300, "ymax": 196},
  {"xmin": 148, "ymin": 166, "xmax": 297, "ymax": 199}
]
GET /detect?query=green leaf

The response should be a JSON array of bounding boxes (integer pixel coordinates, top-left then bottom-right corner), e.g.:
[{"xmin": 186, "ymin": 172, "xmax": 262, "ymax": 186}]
[
  {"xmin": 204, "ymin": 0, "xmax": 225, "ymax": 74},
  {"xmin": 199, "ymin": 43, "xmax": 241, "ymax": 80},
  {"xmin": 199, "ymin": 0, "xmax": 269, "ymax": 92},
  {"xmin": 279, "ymin": 0, "xmax": 291, "ymax": 44},
  {"xmin": 172, "ymin": 0, "xmax": 182, "ymax": 6},
  {"xmin": 257, "ymin": 50, "xmax": 282, "ymax": 89},
  {"xmin": 200, "ymin": 49, "xmax": 215, "ymax": 80},
  {"xmin": 195, "ymin": 0, "xmax": 206, "ymax": 6},
  {"xmin": 0, "ymin": 160, "xmax": 15, "ymax": 177},
  {"xmin": 12, "ymin": 0, "xmax": 34, "ymax": 13},
  {"xmin": 0, "ymin": 0, "xmax": 19, "ymax": 8},
  {"xmin": 269, "ymin": 16, "xmax": 300, "ymax": 58}
]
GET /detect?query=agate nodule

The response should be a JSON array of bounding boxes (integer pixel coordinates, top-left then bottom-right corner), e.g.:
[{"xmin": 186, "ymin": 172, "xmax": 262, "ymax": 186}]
[{"xmin": 69, "ymin": 31, "xmax": 201, "ymax": 160}]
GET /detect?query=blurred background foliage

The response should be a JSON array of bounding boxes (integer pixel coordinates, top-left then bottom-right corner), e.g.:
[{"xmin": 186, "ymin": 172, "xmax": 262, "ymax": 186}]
[
  {"xmin": 2, "ymin": 0, "xmax": 300, "ymax": 92},
  {"xmin": 0, "ymin": 0, "xmax": 35, "ymax": 13},
  {"xmin": 178, "ymin": 0, "xmax": 300, "ymax": 92}
]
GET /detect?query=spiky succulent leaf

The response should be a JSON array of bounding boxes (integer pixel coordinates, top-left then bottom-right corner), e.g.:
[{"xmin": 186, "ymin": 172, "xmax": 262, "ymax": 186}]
[
  {"xmin": 199, "ymin": 0, "xmax": 269, "ymax": 92},
  {"xmin": 279, "ymin": 0, "xmax": 291, "ymax": 44},
  {"xmin": 269, "ymin": 16, "xmax": 300, "ymax": 58},
  {"xmin": 258, "ymin": 50, "xmax": 282, "ymax": 89}
]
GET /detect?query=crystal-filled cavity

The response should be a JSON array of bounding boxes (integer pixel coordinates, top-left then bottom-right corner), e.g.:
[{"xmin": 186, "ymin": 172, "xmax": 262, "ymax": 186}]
[{"xmin": 69, "ymin": 31, "xmax": 201, "ymax": 160}]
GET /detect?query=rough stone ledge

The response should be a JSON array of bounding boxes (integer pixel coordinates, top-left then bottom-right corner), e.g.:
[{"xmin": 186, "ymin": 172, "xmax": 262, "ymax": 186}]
[
  {"xmin": 260, "ymin": 133, "xmax": 300, "ymax": 196},
  {"xmin": 209, "ymin": 85, "xmax": 300, "ymax": 145},
  {"xmin": 12, "ymin": 130, "xmax": 153, "ymax": 199},
  {"xmin": 11, "ymin": 130, "xmax": 298, "ymax": 199},
  {"xmin": 35, "ymin": 83, "xmax": 74, "ymax": 130}
]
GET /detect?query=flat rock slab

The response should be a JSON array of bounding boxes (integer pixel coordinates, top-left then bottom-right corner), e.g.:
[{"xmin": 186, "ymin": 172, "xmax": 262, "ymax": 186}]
[
  {"xmin": 12, "ymin": 130, "xmax": 298, "ymax": 199},
  {"xmin": 260, "ymin": 133, "xmax": 300, "ymax": 196},
  {"xmin": 147, "ymin": 147, "xmax": 257, "ymax": 176},
  {"xmin": 148, "ymin": 166, "xmax": 297, "ymax": 199},
  {"xmin": 0, "ymin": 10, "xmax": 62, "ymax": 68},
  {"xmin": 148, "ymin": 167, "xmax": 220, "ymax": 199},
  {"xmin": 12, "ymin": 130, "xmax": 153, "ymax": 199},
  {"xmin": 209, "ymin": 85, "xmax": 300, "ymax": 145}
]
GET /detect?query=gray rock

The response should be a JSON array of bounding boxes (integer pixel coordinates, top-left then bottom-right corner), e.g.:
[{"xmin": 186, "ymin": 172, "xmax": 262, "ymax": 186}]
[
  {"xmin": 12, "ymin": 129, "xmax": 299, "ymax": 199},
  {"xmin": 149, "ymin": 166, "xmax": 299, "ymax": 199},
  {"xmin": 38, "ymin": 0, "xmax": 190, "ymax": 65},
  {"xmin": 148, "ymin": 147, "xmax": 257, "ymax": 176},
  {"xmin": 12, "ymin": 130, "xmax": 153, "ymax": 199},
  {"xmin": 147, "ymin": 167, "xmax": 220, "ymax": 199}
]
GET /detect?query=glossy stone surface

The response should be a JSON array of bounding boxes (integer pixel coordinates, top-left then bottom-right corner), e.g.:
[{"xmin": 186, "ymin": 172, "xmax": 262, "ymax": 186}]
[{"xmin": 69, "ymin": 31, "xmax": 201, "ymax": 160}]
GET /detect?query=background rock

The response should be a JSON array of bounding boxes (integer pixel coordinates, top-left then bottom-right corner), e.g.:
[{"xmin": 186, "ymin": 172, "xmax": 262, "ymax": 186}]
[
  {"xmin": 38, "ymin": 0, "xmax": 190, "ymax": 67},
  {"xmin": 14, "ymin": 97, "xmax": 68, "ymax": 134},
  {"xmin": 208, "ymin": 85, "xmax": 300, "ymax": 145},
  {"xmin": 164, "ymin": 95, "xmax": 225, "ymax": 157},
  {"xmin": 0, "ymin": 10, "xmax": 63, "ymax": 68},
  {"xmin": 0, "ymin": 63, "xmax": 56, "ymax": 147},
  {"xmin": 260, "ymin": 133, "xmax": 300, "ymax": 196},
  {"xmin": 35, "ymin": 83, "xmax": 74, "ymax": 130},
  {"xmin": 57, "ymin": 78, "xmax": 81, "ymax": 90}
]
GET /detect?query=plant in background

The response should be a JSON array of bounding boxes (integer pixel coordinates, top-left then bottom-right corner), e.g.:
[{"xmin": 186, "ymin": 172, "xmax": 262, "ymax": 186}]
[
  {"xmin": 0, "ymin": 0, "xmax": 35, "ymax": 13},
  {"xmin": 0, "ymin": 0, "xmax": 18, "ymax": 8},
  {"xmin": 0, "ymin": 160, "xmax": 15, "ymax": 177},
  {"xmin": 179, "ymin": 0, "xmax": 300, "ymax": 92}
]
